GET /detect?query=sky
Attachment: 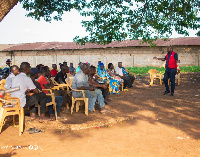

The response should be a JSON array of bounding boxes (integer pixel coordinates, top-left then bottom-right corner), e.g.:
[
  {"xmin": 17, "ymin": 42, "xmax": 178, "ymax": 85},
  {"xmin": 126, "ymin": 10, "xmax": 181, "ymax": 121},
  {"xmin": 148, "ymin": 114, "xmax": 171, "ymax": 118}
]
[{"xmin": 0, "ymin": 2, "xmax": 199, "ymax": 45}]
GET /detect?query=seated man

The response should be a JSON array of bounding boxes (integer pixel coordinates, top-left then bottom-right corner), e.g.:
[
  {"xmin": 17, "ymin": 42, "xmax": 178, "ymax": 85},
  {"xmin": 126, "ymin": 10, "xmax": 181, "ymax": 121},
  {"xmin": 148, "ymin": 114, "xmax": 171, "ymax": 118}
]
[
  {"xmin": 51, "ymin": 64, "xmax": 58, "ymax": 77},
  {"xmin": 97, "ymin": 63, "xmax": 107, "ymax": 79},
  {"xmin": 54, "ymin": 65, "xmax": 71, "ymax": 110},
  {"xmin": 63, "ymin": 61, "xmax": 67, "ymax": 67},
  {"xmin": 69, "ymin": 63, "xmax": 76, "ymax": 76},
  {"xmin": 11, "ymin": 62, "xmax": 47, "ymax": 122},
  {"xmin": 5, "ymin": 65, "xmax": 20, "ymax": 89},
  {"xmin": 72, "ymin": 63, "xmax": 109, "ymax": 114},
  {"xmin": 38, "ymin": 67, "xmax": 63, "ymax": 120},
  {"xmin": 55, "ymin": 66, "xmax": 69, "ymax": 84},
  {"xmin": 29, "ymin": 68, "xmax": 49, "ymax": 122},
  {"xmin": 89, "ymin": 65, "xmax": 110, "ymax": 104},
  {"xmin": 115, "ymin": 62, "xmax": 135, "ymax": 88}
]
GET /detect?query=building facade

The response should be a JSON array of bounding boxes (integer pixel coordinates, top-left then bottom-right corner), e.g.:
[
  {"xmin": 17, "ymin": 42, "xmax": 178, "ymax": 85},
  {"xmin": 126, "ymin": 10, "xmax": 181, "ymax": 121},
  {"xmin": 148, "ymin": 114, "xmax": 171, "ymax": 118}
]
[{"xmin": 0, "ymin": 37, "xmax": 199, "ymax": 69}]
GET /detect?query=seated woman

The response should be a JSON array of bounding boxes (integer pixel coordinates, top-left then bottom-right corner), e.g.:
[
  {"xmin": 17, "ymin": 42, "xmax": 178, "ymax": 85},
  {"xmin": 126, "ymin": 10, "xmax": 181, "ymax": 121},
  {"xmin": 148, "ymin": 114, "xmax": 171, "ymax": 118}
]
[
  {"xmin": 107, "ymin": 63, "xmax": 123, "ymax": 84},
  {"xmin": 106, "ymin": 63, "xmax": 121, "ymax": 94},
  {"xmin": 97, "ymin": 63, "xmax": 107, "ymax": 79}
]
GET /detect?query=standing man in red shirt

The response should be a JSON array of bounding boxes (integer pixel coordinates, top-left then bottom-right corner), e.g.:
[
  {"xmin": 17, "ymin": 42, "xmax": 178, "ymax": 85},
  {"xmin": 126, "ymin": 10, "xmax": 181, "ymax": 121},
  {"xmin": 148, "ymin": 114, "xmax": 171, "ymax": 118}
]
[
  {"xmin": 51, "ymin": 64, "xmax": 58, "ymax": 77},
  {"xmin": 153, "ymin": 46, "xmax": 178, "ymax": 96}
]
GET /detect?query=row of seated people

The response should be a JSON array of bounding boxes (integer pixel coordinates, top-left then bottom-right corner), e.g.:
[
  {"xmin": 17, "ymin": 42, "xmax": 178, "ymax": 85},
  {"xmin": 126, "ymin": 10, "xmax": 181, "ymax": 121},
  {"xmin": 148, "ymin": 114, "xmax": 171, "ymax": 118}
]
[
  {"xmin": 50, "ymin": 62, "xmax": 76, "ymax": 77},
  {"xmin": 4, "ymin": 63, "xmax": 71, "ymax": 122},
  {"xmin": 97, "ymin": 62, "xmax": 135, "ymax": 93},
  {"xmin": 4, "ymin": 62, "xmax": 112, "ymax": 122}
]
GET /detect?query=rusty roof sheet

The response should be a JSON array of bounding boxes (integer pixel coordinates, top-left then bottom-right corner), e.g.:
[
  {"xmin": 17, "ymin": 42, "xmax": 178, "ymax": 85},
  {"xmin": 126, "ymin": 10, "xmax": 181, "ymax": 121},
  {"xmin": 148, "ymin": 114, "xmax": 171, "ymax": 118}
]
[
  {"xmin": 2, "ymin": 37, "xmax": 200, "ymax": 51},
  {"xmin": 0, "ymin": 44, "xmax": 16, "ymax": 51}
]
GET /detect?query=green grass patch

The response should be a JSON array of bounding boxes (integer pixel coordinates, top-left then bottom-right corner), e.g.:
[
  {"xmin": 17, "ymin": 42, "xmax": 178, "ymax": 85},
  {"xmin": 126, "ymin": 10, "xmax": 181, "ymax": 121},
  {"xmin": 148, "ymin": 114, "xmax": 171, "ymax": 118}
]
[{"xmin": 126, "ymin": 66, "xmax": 200, "ymax": 75}]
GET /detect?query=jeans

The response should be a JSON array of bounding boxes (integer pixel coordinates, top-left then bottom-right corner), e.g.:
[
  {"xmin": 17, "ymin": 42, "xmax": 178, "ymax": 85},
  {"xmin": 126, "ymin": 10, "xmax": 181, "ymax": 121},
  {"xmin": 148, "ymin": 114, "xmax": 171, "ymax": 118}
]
[
  {"xmin": 163, "ymin": 69, "xmax": 177, "ymax": 93},
  {"xmin": 53, "ymin": 89, "xmax": 71, "ymax": 108},
  {"xmin": 72, "ymin": 89, "xmax": 105, "ymax": 111},
  {"xmin": 47, "ymin": 96, "xmax": 63, "ymax": 116}
]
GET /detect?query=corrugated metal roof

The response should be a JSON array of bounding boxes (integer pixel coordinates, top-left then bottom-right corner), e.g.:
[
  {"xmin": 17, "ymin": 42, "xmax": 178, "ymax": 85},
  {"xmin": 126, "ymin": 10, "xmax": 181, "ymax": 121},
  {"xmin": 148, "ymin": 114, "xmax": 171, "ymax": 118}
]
[
  {"xmin": 0, "ymin": 44, "xmax": 16, "ymax": 51},
  {"xmin": 1, "ymin": 37, "xmax": 200, "ymax": 51}
]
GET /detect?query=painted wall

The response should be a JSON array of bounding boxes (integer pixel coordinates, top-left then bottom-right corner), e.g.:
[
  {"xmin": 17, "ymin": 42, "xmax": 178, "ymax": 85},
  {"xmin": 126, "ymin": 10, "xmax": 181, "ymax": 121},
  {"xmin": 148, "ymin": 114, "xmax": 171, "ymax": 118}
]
[{"xmin": 0, "ymin": 46, "xmax": 199, "ymax": 69}]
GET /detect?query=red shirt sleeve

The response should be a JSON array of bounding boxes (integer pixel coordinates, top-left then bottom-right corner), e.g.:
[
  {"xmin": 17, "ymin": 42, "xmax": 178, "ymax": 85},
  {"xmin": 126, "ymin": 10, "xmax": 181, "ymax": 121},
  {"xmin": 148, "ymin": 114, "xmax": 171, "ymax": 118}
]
[
  {"xmin": 38, "ymin": 76, "xmax": 49, "ymax": 94},
  {"xmin": 51, "ymin": 69, "xmax": 58, "ymax": 76}
]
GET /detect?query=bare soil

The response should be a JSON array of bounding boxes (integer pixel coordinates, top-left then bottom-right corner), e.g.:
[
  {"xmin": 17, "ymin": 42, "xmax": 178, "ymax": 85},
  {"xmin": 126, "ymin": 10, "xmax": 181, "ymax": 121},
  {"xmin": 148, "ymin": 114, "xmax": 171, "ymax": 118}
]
[{"xmin": 0, "ymin": 72, "xmax": 200, "ymax": 157}]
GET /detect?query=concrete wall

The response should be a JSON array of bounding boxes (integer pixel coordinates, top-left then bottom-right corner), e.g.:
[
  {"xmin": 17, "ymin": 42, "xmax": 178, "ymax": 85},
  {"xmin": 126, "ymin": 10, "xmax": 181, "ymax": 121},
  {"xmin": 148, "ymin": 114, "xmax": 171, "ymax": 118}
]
[{"xmin": 0, "ymin": 46, "xmax": 199, "ymax": 69}]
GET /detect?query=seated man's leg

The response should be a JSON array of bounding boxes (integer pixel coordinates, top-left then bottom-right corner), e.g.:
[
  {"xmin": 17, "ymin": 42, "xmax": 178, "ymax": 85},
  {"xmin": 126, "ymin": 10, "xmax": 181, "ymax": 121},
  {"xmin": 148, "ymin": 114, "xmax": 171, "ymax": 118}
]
[
  {"xmin": 55, "ymin": 96, "xmax": 63, "ymax": 116},
  {"xmin": 26, "ymin": 93, "xmax": 47, "ymax": 119},
  {"xmin": 95, "ymin": 89, "xmax": 105, "ymax": 109},
  {"xmin": 53, "ymin": 90, "xmax": 70, "ymax": 109},
  {"xmin": 84, "ymin": 90, "xmax": 97, "ymax": 111},
  {"xmin": 129, "ymin": 75, "xmax": 135, "ymax": 87},
  {"xmin": 37, "ymin": 92, "xmax": 47, "ymax": 115},
  {"xmin": 101, "ymin": 88, "xmax": 110, "ymax": 102},
  {"xmin": 46, "ymin": 97, "xmax": 54, "ymax": 117},
  {"xmin": 121, "ymin": 76, "xmax": 130, "ymax": 88},
  {"xmin": 46, "ymin": 96, "xmax": 63, "ymax": 116}
]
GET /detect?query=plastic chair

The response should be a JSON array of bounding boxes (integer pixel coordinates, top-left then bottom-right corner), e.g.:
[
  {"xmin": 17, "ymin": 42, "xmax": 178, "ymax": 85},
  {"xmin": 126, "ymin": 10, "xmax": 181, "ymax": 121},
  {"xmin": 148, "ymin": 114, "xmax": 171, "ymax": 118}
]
[
  {"xmin": 148, "ymin": 69, "xmax": 162, "ymax": 86},
  {"xmin": 66, "ymin": 78, "xmax": 90, "ymax": 116},
  {"xmin": 42, "ymin": 89, "xmax": 58, "ymax": 120},
  {"xmin": 0, "ymin": 79, "xmax": 6, "ymax": 86},
  {"xmin": 0, "ymin": 97, "xmax": 24, "ymax": 136},
  {"xmin": 51, "ymin": 77, "xmax": 70, "ymax": 109}
]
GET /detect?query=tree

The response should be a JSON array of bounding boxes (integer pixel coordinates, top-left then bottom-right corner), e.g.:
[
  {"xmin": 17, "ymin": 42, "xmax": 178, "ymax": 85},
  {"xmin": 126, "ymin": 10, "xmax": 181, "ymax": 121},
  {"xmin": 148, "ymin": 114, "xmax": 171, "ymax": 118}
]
[
  {"xmin": 1, "ymin": 0, "xmax": 200, "ymax": 45},
  {"xmin": 0, "ymin": 0, "xmax": 19, "ymax": 22}
]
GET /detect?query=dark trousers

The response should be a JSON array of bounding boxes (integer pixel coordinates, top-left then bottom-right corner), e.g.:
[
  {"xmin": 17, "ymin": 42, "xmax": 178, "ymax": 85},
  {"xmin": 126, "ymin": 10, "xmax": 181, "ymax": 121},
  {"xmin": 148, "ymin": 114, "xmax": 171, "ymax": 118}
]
[
  {"xmin": 53, "ymin": 90, "xmax": 71, "ymax": 107},
  {"xmin": 163, "ymin": 69, "xmax": 177, "ymax": 93},
  {"xmin": 101, "ymin": 88, "xmax": 109, "ymax": 99},
  {"xmin": 25, "ymin": 92, "xmax": 47, "ymax": 114},
  {"xmin": 47, "ymin": 96, "xmax": 63, "ymax": 116},
  {"xmin": 121, "ymin": 75, "xmax": 135, "ymax": 88}
]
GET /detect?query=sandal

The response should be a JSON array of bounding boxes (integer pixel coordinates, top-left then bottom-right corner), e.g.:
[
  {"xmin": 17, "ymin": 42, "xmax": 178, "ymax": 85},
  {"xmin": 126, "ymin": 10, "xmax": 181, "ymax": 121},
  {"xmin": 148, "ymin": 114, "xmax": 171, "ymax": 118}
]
[
  {"xmin": 25, "ymin": 128, "xmax": 35, "ymax": 133},
  {"xmin": 29, "ymin": 128, "xmax": 44, "ymax": 134},
  {"xmin": 100, "ymin": 109, "xmax": 114, "ymax": 114},
  {"xmin": 57, "ymin": 116, "xmax": 65, "ymax": 120},
  {"xmin": 50, "ymin": 114, "xmax": 56, "ymax": 121}
]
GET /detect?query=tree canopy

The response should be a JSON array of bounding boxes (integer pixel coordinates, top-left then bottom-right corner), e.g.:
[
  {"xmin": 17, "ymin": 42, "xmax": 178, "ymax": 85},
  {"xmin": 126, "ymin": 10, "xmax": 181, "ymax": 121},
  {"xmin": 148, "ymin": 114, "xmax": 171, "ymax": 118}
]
[{"xmin": 3, "ymin": 0, "xmax": 200, "ymax": 45}]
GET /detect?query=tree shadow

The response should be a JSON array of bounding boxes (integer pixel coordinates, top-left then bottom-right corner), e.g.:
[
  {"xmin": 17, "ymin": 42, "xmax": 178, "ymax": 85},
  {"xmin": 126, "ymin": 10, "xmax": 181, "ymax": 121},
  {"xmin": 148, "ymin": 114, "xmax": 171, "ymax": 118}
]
[
  {"xmin": 0, "ymin": 150, "xmax": 17, "ymax": 157},
  {"xmin": 48, "ymin": 72, "xmax": 200, "ymax": 140}
]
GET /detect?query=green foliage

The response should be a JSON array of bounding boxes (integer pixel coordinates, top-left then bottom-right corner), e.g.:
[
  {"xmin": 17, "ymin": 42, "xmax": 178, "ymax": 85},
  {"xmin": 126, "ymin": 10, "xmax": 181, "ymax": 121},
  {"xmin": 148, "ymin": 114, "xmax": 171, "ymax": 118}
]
[
  {"xmin": 127, "ymin": 66, "xmax": 200, "ymax": 75},
  {"xmin": 19, "ymin": 0, "xmax": 200, "ymax": 45},
  {"xmin": 180, "ymin": 66, "xmax": 200, "ymax": 73}
]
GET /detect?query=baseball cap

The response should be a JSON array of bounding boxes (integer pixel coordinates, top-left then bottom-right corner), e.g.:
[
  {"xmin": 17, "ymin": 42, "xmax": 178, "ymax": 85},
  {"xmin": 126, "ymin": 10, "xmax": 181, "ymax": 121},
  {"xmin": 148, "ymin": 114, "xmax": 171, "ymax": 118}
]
[{"xmin": 31, "ymin": 68, "xmax": 41, "ymax": 75}]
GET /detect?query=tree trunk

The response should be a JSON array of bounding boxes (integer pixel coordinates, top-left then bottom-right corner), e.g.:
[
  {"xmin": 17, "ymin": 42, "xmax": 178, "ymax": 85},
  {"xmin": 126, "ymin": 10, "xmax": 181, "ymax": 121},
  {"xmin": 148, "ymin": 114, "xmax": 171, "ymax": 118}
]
[{"xmin": 0, "ymin": 0, "xmax": 19, "ymax": 22}]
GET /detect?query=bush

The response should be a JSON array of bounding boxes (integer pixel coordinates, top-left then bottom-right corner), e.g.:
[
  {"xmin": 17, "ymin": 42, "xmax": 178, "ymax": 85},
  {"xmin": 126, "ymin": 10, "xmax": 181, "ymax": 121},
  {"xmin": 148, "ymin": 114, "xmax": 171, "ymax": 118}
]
[{"xmin": 126, "ymin": 66, "xmax": 200, "ymax": 75}]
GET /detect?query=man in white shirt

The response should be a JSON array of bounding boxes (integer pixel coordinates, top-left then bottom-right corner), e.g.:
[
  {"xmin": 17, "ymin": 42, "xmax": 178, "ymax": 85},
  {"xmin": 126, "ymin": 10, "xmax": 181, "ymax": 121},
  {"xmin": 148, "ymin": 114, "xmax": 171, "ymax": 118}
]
[
  {"xmin": 5, "ymin": 65, "xmax": 20, "ymax": 89},
  {"xmin": 115, "ymin": 62, "xmax": 135, "ymax": 89},
  {"xmin": 11, "ymin": 62, "xmax": 41, "ymax": 120}
]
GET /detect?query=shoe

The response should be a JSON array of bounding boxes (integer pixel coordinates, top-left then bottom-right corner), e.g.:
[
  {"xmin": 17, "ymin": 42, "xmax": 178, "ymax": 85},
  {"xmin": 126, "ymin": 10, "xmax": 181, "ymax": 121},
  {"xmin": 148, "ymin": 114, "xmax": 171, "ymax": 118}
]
[
  {"xmin": 170, "ymin": 93, "xmax": 174, "ymax": 96},
  {"xmin": 107, "ymin": 99, "xmax": 111, "ymax": 102},
  {"xmin": 88, "ymin": 111, "xmax": 95, "ymax": 115},
  {"xmin": 163, "ymin": 91, "xmax": 170, "ymax": 95}
]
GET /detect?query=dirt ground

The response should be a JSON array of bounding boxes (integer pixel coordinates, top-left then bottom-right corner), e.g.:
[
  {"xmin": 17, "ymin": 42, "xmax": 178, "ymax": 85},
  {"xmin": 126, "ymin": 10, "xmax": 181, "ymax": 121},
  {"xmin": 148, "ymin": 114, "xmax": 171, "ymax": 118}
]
[{"xmin": 0, "ymin": 72, "xmax": 200, "ymax": 157}]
